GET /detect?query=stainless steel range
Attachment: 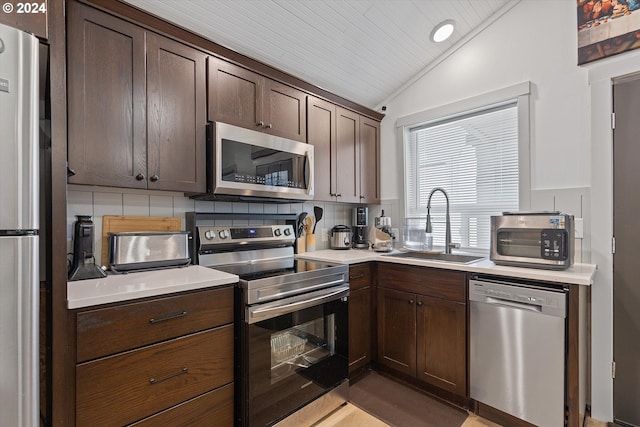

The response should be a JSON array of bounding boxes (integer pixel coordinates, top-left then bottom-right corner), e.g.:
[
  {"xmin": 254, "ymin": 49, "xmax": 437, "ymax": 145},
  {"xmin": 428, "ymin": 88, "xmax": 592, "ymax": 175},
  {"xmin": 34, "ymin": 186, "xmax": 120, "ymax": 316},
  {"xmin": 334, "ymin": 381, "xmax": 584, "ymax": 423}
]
[{"xmin": 192, "ymin": 219, "xmax": 349, "ymax": 427}]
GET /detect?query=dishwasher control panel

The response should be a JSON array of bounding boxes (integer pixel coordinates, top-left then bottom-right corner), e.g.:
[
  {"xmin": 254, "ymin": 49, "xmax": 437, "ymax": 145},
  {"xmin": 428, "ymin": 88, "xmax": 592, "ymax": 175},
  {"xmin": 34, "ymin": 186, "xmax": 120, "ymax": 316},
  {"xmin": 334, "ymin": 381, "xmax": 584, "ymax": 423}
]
[{"xmin": 469, "ymin": 279, "xmax": 567, "ymax": 317}]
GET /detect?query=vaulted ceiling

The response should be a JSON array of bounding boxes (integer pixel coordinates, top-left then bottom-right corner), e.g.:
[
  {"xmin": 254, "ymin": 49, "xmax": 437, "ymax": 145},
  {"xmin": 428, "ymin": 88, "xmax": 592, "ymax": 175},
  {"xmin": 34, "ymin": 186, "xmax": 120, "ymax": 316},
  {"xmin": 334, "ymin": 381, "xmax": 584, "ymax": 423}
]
[{"xmin": 123, "ymin": 0, "xmax": 518, "ymax": 110}]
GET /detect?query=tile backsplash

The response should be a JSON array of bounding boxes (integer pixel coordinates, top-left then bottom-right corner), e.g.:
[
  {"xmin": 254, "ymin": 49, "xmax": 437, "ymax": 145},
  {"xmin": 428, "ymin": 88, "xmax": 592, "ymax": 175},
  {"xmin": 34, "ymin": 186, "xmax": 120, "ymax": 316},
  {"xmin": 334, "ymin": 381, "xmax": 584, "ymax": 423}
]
[{"xmin": 67, "ymin": 186, "xmax": 359, "ymax": 266}]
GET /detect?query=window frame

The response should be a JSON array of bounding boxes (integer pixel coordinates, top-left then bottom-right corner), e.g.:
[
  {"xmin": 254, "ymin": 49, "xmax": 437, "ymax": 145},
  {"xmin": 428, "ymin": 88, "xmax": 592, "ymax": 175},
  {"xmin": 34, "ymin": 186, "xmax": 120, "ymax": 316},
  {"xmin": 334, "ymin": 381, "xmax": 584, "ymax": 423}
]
[{"xmin": 396, "ymin": 82, "xmax": 531, "ymax": 252}]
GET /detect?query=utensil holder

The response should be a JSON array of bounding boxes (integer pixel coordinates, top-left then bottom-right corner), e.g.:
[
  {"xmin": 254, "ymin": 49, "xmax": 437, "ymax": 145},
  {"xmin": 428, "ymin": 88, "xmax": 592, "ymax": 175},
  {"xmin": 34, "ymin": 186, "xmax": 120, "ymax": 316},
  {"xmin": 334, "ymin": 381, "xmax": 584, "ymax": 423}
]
[
  {"xmin": 306, "ymin": 233, "xmax": 316, "ymax": 252},
  {"xmin": 297, "ymin": 236, "xmax": 306, "ymax": 253}
]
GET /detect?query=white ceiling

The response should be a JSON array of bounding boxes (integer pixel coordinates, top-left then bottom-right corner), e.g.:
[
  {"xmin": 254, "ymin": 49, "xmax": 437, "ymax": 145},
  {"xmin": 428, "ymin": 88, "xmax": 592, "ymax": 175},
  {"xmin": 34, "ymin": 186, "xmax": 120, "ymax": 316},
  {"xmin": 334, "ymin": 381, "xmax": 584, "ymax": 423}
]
[{"xmin": 123, "ymin": 0, "xmax": 518, "ymax": 110}]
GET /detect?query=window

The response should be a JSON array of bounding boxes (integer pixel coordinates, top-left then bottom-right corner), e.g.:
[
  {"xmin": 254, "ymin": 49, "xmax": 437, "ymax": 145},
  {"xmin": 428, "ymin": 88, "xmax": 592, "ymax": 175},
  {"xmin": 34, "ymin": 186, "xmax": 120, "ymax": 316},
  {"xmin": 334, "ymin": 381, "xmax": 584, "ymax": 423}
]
[{"xmin": 400, "ymin": 83, "xmax": 530, "ymax": 252}]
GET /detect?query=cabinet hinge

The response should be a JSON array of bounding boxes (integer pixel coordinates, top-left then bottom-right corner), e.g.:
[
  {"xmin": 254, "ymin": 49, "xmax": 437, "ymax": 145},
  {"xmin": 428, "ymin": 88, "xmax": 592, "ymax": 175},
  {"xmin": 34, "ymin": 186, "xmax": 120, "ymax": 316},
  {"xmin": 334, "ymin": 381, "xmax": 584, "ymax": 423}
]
[
  {"xmin": 612, "ymin": 236, "xmax": 616, "ymax": 254},
  {"xmin": 612, "ymin": 361, "xmax": 616, "ymax": 379},
  {"xmin": 612, "ymin": 112, "xmax": 616, "ymax": 130}
]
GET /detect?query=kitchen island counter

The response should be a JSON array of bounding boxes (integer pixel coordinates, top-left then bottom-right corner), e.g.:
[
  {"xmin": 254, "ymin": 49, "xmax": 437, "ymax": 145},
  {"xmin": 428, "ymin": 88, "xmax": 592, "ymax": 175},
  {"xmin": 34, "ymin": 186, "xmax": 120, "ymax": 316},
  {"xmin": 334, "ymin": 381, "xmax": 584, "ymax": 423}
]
[
  {"xmin": 297, "ymin": 249, "xmax": 596, "ymax": 286},
  {"xmin": 67, "ymin": 265, "xmax": 238, "ymax": 309}
]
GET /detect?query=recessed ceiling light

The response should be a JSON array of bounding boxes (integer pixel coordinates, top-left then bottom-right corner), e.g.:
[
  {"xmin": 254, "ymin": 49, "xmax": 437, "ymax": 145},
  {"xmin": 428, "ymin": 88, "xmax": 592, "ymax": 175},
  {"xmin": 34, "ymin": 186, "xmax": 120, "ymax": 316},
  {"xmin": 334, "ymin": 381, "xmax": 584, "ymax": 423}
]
[{"xmin": 431, "ymin": 20, "xmax": 455, "ymax": 43}]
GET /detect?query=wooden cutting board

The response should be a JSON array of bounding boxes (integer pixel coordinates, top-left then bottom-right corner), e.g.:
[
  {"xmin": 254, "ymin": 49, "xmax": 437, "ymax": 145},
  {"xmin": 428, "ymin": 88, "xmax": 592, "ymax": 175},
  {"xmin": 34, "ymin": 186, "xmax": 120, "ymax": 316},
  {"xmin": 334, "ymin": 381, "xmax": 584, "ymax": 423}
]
[{"xmin": 101, "ymin": 215, "xmax": 182, "ymax": 265}]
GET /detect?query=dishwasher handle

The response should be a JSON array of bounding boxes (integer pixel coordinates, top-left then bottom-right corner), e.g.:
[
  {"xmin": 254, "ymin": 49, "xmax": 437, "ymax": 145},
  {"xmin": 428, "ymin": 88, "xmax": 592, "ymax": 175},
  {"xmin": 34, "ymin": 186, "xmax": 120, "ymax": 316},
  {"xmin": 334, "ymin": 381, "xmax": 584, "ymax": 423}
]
[{"xmin": 485, "ymin": 296, "xmax": 542, "ymax": 313}]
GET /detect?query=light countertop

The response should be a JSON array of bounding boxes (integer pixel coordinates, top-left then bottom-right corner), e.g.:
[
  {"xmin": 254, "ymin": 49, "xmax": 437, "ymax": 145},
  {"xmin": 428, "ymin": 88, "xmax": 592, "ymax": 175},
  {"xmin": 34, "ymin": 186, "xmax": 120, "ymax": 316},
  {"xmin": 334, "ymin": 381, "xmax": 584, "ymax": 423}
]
[
  {"xmin": 297, "ymin": 249, "xmax": 597, "ymax": 286},
  {"xmin": 67, "ymin": 265, "xmax": 238, "ymax": 309}
]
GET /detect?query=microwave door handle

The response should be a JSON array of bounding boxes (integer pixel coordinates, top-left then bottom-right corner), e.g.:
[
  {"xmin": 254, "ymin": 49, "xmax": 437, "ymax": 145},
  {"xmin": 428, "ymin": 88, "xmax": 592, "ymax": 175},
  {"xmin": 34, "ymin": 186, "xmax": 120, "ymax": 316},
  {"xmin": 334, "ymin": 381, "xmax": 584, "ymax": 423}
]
[{"xmin": 304, "ymin": 149, "xmax": 313, "ymax": 195}]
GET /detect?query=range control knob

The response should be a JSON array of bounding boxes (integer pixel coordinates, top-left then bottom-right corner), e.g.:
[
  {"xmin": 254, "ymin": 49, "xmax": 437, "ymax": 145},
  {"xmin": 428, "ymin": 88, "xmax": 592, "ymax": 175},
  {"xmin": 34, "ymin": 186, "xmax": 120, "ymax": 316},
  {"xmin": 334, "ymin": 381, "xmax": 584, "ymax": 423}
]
[
  {"xmin": 274, "ymin": 228, "xmax": 282, "ymax": 237},
  {"xmin": 204, "ymin": 230, "xmax": 215, "ymax": 240},
  {"xmin": 283, "ymin": 227, "xmax": 292, "ymax": 236},
  {"xmin": 218, "ymin": 229, "xmax": 229, "ymax": 239}
]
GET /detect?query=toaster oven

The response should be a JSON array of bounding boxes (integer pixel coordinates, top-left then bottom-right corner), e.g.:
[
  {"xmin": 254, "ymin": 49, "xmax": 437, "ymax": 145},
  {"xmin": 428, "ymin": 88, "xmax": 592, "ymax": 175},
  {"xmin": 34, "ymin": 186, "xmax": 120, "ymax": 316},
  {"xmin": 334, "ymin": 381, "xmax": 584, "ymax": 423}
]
[{"xmin": 490, "ymin": 212, "xmax": 574, "ymax": 270}]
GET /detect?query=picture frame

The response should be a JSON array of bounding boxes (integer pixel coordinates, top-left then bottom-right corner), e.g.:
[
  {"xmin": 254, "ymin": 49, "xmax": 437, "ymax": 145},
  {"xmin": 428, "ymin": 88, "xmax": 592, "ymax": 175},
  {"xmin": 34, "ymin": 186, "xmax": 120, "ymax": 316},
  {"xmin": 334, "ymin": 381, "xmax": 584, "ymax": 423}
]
[{"xmin": 577, "ymin": 0, "xmax": 640, "ymax": 64}]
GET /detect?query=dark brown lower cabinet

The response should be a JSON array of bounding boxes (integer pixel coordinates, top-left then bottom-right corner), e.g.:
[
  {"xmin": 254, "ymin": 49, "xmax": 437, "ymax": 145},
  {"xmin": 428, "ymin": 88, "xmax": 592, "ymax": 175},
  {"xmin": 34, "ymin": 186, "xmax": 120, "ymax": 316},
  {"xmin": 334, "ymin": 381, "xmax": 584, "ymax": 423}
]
[
  {"xmin": 349, "ymin": 263, "xmax": 373, "ymax": 375},
  {"xmin": 73, "ymin": 286, "xmax": 234, "ymax": 427},
  {"xmin": 376, "ymin": 264, "xmax": 467, "ymax": 399}
]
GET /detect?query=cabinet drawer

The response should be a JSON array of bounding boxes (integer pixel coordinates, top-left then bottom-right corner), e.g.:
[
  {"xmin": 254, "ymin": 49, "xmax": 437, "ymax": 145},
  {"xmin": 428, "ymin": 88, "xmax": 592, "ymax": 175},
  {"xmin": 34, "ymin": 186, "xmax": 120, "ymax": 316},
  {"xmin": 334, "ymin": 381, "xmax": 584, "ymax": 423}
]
[
  {"xmin": 349, "ymin": 263, "xmax": 371, "ymax": 290},
  {"xmin": 76, "ymin": 287, "xmax": 233, "ymax": 362},
  {"xmin": 129, "ymin": 383, "xmax": 234, "ymax": 427},
  {"xmin": 76, "ymin": 326, "xmax": 234, "ymax": 427},
  {"xmin": 378, "ymin": 263, "xmax": 466, "ymax": 302}
]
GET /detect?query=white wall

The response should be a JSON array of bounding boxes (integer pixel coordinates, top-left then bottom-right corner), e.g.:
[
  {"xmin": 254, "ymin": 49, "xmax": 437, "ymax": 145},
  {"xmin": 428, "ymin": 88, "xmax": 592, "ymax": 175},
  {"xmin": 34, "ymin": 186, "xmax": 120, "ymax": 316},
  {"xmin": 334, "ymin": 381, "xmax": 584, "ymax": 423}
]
[{"xmin": 378, "ymin": 0, "xmax": 640, "ymax": 421}]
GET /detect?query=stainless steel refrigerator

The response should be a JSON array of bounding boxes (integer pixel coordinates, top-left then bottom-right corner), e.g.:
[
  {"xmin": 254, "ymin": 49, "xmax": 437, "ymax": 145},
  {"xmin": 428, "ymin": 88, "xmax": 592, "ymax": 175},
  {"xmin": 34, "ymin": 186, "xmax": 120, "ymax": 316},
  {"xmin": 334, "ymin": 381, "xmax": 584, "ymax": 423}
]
[{"xmin": 0, "ymin": 23, "xmax": 40, "ymax": 427}]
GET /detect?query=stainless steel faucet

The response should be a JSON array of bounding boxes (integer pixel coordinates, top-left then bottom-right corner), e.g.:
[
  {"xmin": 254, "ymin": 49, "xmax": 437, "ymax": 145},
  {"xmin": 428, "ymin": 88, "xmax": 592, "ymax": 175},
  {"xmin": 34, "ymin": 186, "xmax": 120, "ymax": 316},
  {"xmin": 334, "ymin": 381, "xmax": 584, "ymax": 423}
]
[{"xmin": 425, "ymin": 187, "xmax": 458, "ymax": 254}]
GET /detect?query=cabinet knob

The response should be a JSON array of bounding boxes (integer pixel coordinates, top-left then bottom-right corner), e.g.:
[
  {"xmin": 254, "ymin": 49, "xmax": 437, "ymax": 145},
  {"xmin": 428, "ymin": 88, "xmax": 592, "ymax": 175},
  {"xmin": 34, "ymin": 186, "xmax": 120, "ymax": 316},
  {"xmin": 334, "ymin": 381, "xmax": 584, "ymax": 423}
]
[
  {"xmin": 336, "ymin": 193, "xmax": 342, "ymax": 198},
  {"xmin": 257, "ymin": 121, "xmax": 265, "ymax": 127},
  {"xmin": 265, "ymin": 123, "xmax": 273, "ymax": 129},
  {"xmin": 135, "ymin": 173, "xmax": 145, "ymax": 181},
  {"xmin": 417, "ymin": 301, "xmax": 423, "ymax": 306},
  {"xmin": 409, "ymin": 299, "xmax": 414, "ymax": 304},
  {"xmin": 150, "ymin": 174, "xmax": 159, "ymax": 182}
]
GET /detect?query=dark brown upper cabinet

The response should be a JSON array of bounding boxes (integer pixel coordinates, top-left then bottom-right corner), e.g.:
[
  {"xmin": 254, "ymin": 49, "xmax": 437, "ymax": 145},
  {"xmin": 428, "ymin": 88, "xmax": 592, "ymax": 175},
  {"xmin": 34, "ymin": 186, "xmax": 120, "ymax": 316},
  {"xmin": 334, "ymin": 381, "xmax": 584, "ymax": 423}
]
[
  {"xmin": 208, "ymin": 56, "xmax": 307, "ymax": 142},
  {"xmin": 67, "ymin": 2, "xmax": 206, "ymax": 193},
  {"xmin": 308, "ymin": 97, "xmax": 380, "ymax": 203}
]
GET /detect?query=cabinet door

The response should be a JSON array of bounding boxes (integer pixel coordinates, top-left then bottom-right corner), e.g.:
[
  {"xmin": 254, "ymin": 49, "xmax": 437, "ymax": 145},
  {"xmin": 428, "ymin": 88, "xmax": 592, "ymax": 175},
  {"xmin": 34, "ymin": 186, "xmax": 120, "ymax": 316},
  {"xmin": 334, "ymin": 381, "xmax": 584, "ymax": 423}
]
[
  {"xmin": 416, "ymin": 296, "xmax": 466, "ymax": 396},
  {"xmin": 359, "ymin": 117, "xmax": 380, "ymax": 204},
  {"xmin": 146, "ymin": 33, "xmax": 206, "ymax": 192},
  {"xmin": 377, "ymin": 287, "xmax": 416, "ymax": 376},
  {"xmin": 67, "ymin": 1, "xmax": 147, "ymax": 188},
  {"xmin": 307, "ymin": 96, "xmax": 336, "ymax": 201},
  {"xmin": 349, "ymin": 286, "xmax": 372, "ymax": 374},
  {"xmin": 335, "ymin": 107, "xmax": 359, "ymax": 203},
  {"xmin": 207, "ymin": 57, "xmax": 263, "ymax": 130},
  {"xmin": 264, "ymin": 80, "xmax": 307, "ymax": 142}
]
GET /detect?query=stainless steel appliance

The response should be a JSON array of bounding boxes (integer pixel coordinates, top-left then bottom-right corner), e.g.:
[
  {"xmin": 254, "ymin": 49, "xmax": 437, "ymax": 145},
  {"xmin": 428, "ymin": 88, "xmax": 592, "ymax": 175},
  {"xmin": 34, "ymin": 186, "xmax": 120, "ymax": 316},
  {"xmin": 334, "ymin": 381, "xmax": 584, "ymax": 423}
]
[
  {"xmin": 193, "ymin": 121, "xmax": 314, "ymax": 201},
  {"xmin": 0, "ymin": 23, "xmax": 39, "ymax": 427},
  {"xmin": 68, "ymin": 215, "xmax": 107, "ymax": 281},
  {"xmin": 469, "ymin": 276, "xmax": 567, "ymax": 427},
  {"xmin": 490, "ymin": 211, "xmax": 575, "ymax": 270},
  {"xmin": 192, "ymin": 220, "xmax": 349, "ymax": 427},
  {"xmin": 107, "ymin": 231, "xmax": 191, "ymax": 272},
  {"xmin": 352, "ymin": 207, "xmax": 369, "ymax": 249},
  {"xmin": 330, "ymin": 225, "xmax": 351, "ymax": 249}
]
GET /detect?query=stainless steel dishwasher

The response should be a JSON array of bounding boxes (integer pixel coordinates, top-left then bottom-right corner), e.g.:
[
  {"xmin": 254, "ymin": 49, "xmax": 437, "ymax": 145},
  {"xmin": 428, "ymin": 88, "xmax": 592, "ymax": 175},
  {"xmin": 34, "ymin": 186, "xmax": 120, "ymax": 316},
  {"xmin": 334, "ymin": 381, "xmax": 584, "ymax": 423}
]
[{"xmin": 469, "ymin": 276, "xmax": 567, "ymax": 427}]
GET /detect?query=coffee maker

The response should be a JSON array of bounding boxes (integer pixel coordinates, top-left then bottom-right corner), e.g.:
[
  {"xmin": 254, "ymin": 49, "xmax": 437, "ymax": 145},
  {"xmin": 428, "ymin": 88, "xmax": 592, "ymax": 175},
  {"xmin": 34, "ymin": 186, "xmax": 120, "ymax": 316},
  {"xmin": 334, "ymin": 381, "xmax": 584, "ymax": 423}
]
[
  {"xmin": 68, "ymin": 215, "xmax": 107, "ymax": 281},
  {"xmin": 352, "ymin": 207, "xmax": 369, "ymax": 249}
]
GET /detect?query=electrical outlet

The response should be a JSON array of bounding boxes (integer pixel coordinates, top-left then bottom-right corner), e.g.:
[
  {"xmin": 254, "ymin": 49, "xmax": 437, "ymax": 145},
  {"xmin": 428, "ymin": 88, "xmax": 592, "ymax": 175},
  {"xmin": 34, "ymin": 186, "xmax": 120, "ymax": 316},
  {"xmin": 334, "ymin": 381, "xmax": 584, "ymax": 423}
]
[
  {"xmin": 391, "ymin": 228, "xmax": 399, "ymax": 239},
  {"xmin": 321, "ymin": 228, "xmax": 328, "ymax": 242},
  {"xmin": 574, "ymin": 218, "xmax": 584, "ymax": 239}
]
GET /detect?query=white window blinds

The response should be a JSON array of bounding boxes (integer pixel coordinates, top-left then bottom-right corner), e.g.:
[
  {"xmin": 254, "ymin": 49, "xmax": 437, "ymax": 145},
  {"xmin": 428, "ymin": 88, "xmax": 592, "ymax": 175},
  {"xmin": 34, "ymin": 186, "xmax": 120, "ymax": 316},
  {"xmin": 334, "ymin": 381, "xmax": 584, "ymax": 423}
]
[{"xmin": 404, "ymin": 101, "xmax": 519, "ymax": 251}]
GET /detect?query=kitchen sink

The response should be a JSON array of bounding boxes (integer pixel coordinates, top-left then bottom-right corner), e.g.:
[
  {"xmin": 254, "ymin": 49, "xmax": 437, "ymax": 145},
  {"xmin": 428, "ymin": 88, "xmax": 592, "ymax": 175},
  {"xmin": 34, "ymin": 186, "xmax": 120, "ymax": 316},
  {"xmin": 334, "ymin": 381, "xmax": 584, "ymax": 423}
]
[{"xmin": 384, "ymin": 251, "xmax": 485, "ymax": 264}]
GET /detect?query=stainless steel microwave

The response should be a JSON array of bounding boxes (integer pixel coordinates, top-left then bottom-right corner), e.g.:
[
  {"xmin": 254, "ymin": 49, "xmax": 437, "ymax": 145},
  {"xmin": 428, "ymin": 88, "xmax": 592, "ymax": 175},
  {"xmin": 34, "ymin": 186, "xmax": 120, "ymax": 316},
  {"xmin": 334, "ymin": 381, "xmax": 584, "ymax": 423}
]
[
  {"xmin": 490, "ymin": 212, "xmax": 575, "ymax": 270},
  {"xmin": 193, "ymin": 122, "xmax": 314, "ymax": 201}
]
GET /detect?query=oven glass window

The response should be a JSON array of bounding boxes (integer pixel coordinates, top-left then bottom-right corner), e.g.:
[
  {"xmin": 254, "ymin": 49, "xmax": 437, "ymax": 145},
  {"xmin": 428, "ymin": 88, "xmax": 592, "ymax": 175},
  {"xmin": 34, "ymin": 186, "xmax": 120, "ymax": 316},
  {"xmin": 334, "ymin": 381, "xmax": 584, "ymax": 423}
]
[
  {"xmin": 270, "ymin": 315, "xmax": 335, "ymax": 384},
  {"xmin": 221, "ymin": 138, "xmax": 307, "ymax": 188},
  {"xmin": 496, "ymin": 229, "xmax": 542, "ymax": 258}
]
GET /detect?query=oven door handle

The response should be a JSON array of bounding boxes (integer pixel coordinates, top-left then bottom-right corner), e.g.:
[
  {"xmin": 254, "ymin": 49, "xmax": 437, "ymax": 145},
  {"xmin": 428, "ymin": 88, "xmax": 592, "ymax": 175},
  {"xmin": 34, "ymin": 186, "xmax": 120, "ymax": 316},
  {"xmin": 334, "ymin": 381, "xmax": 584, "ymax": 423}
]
[{"xmin": 248, "ymin": 285, "xmax": 349, "ymax": 323}]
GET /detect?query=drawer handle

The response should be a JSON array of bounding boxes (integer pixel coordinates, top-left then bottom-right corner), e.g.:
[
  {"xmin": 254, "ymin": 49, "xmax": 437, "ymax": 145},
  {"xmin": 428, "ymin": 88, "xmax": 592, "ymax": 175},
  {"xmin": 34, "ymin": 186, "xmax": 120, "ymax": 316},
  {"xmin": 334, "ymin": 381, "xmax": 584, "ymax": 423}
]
[
  {"xmin": 349, "ymin": 274, "xmax": 365, "ymax": 280},
  {"xmin": 149, "ymin": 367, "xmax": 188, "ymax": 385},
  {"xmin": 149, "ymin": 311, "xmax": 187, "ymax": 324}
]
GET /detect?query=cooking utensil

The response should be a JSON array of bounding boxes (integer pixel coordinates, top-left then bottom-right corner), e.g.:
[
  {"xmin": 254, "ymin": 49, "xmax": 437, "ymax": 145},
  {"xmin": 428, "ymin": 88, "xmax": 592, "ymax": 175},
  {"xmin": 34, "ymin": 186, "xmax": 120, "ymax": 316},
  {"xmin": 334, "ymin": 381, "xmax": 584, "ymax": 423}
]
[
  {"xmin": 304, "ymin": 216, "xmax": 315, "ymax": 235},
  {"xmin": 313, "ymin": 206, "xmax": 323, "ymax": 233},
  {"xmin": 297, "ymin": 212, "xmax": 307, "ymax": 237}
]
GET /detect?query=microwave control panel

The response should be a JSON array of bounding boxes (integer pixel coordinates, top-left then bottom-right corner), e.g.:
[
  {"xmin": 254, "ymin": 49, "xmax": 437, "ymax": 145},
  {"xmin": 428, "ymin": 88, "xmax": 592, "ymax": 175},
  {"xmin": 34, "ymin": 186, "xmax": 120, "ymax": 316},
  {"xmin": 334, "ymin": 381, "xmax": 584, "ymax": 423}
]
[{"xmin": 540, "ymin": 229, "xmax": 568, "ymax": 261}]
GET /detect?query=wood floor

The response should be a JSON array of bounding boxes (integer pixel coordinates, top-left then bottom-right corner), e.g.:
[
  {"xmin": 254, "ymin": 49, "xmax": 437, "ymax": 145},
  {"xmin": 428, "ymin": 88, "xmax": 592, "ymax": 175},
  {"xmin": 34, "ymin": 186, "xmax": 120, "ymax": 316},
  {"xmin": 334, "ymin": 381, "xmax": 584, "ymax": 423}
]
[
  {"xmin": 313, "ymin": 371, "xmax": 607, "ymax": 427},
  {"xmin": 314, "ymin": 404, "xmax": 502, "ymax": 427}
]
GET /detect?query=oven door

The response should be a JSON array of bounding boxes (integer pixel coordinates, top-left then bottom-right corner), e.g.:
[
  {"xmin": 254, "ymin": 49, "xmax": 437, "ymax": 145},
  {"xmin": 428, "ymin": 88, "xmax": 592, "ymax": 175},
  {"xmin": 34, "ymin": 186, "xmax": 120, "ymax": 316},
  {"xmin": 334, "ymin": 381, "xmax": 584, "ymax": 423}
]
[
  {"xmin": 491, "ymin": 227, "xmax": 570, "ymax": 268},
  {"xmin": 239, "ymin": 285, "xmax": 349, "ymax": 427}
]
